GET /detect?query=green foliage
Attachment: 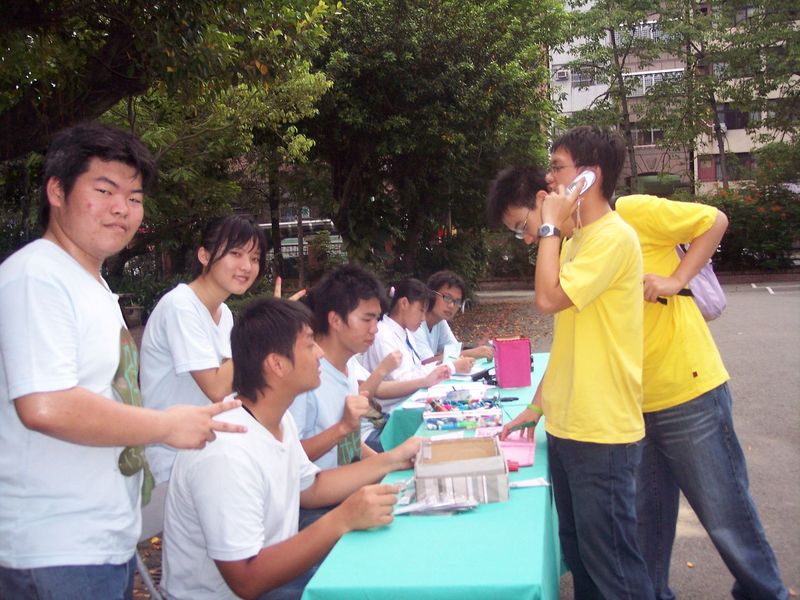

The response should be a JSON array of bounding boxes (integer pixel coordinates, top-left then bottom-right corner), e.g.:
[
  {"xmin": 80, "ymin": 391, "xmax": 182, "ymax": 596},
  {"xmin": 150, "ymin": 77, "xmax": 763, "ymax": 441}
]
[
  {"xmin": 0, "ymin": 0, "xmax": 341, "ymax": 159},
  {"xmin": 484, "ymin": 232, "xmax": 536, "ymax": 279},
  {"xmin": 306, "ymin": 0, "xmax": 568, "ymax": 272},
  {"xmin": 753, "ymin": 140, "xmax": 800, "ymax": 186},
  {"xmin": 686, "ymin": 185, "xmax": 800, "ymax": 271}
]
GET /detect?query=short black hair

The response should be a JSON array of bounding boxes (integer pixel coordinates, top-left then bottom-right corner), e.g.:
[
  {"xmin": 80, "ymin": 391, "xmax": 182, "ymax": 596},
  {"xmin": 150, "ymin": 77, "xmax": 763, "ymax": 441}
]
[
  {"xmin": 191, "ymin": 215, "xmax": 268, "ymax": 280},
  {"xmin": 551, "ymin": 126, "xmax": 625, "ymax": 200},
  {"xmin": 387, "ymin": 277, "xmax": 431, "ymax": 315},
  {"xmin": 39, "ymin": 121, "xmax": 157, "ymax": 228},
  {"xmin": 486, "ymin": 165, "xmax": 549, "ymax": 227},
  {"xmin": 231, "ymin": 297, "xmax": 313, "ymax": 400},
  {"xmin": 305, "ymin": 263, "xmax": 386, "ymax": 335},
  {"xmin": 427, "ymin": 270, "xmax": 466, "ymax": 299}
]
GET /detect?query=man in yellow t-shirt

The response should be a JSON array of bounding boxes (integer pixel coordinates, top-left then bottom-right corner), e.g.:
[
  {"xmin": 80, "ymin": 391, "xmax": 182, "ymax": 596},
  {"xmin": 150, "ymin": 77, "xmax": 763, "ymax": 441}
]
[
  {"xmin": 490, "ymin": 126, "xmax": 654, "ymax": 599},
  {"xmin": 616, "ymin": 194, "xmax": 788, "ymax": 600}
]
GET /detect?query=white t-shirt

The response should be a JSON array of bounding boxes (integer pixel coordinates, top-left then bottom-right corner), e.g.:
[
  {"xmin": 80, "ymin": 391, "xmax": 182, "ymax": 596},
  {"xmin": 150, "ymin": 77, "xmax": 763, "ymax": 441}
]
[
  {"xmin": 361, "ymin": 316, "xmax": 445, "ymax": 412},
  {"xmin": 0, "ymin": 239, "xmax": 141, "ymax": 568},
  {"xmin": 162, "ymin": 406, "xmax": 319, "ymax": 600},
  {"xmin": 411, "ymin": 319, "xmax": 458, "ymax": 361},
  {"xmin": 289, "ymin": 356, "xmax": 372, "ymax": 469},
  {"xmin": 140, "ymin": 283, "xmax": 233, "ymax": 484}
]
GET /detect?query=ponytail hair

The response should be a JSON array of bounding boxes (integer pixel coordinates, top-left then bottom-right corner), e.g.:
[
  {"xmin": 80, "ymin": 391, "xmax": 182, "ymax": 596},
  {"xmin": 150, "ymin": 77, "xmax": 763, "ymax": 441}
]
[{"xmin": 387, "ymin": 277, "xmax": 431, "ymax": 315}]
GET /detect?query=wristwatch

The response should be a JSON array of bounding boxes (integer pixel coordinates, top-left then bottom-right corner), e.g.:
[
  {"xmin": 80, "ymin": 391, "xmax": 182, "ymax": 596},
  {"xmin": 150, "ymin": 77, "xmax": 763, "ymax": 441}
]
[{"xmin": 537, "ymin": 224, "xmax": 561, "ymax": 238}]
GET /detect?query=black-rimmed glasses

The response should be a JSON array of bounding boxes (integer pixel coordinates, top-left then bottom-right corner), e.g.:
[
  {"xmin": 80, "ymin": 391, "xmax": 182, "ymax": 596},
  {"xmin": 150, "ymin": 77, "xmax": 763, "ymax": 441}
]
[{"xmin": 433, "ymin": 290, "xmax": 464, "ymax": 310}]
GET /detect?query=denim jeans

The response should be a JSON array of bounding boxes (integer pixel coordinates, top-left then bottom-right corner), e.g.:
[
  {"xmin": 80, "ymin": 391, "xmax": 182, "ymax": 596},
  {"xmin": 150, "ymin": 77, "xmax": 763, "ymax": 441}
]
[
  {"xmin": 548, "ymin": 434, "xmax": 655, "ymax": 600},
  {"xmin": 636, "ymin": 382, "xmax": 788, "ymax": 600},
  {"xmin": 0, "ymin": 555, "xmax": 136, "ymax": 600}
]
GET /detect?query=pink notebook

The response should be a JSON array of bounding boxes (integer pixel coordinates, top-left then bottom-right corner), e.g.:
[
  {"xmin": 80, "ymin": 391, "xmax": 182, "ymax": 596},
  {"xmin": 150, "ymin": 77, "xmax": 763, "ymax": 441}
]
[{"xmin": 494, "ymin": 337, "xmax": 531, "ymax": 388}]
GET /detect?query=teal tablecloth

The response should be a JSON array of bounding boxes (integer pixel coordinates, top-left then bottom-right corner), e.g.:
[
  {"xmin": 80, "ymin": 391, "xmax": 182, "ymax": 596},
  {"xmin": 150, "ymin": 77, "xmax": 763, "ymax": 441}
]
[{"xmin": 303, "ymin": 353, "xmax": 561, "ymax": 600}]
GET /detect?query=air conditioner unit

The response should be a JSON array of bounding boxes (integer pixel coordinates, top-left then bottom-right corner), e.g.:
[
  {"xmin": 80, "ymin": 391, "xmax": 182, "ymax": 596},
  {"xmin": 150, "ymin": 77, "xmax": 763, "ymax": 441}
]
[{"xmin": 555, "ymin": 69, "xmax": 570, "ymax": 81}]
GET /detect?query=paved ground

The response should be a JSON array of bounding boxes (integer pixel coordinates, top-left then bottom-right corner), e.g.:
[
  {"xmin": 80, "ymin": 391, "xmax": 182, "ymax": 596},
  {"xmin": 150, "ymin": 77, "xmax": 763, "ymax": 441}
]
[{"xmin": 476, "ymin": 282, "xmax": 800, "ymax": 599}]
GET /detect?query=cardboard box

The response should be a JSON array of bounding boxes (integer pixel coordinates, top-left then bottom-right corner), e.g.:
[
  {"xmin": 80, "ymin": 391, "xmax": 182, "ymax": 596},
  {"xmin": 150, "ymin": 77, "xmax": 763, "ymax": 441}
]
[
  {"xmin": 414, "ymin": 437, "xmax": 509, "ymax": 504},
  {"xmin": 422, "ymin": 407, "xmax": 502, "ymax": 431},
  {"xmin": 494, "ymin": 337, "xmax": 532, "ymax": 388}
]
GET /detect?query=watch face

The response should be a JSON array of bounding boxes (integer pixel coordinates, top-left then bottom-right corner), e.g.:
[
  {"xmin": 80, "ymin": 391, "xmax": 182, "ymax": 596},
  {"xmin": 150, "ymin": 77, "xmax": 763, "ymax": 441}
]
[{"xmin": 538, "ymin": 224, "xmax": 555, "ymax": 237}]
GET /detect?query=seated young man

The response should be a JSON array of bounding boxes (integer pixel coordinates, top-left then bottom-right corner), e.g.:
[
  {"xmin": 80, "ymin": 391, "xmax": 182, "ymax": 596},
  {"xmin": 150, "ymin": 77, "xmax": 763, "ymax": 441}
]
[
  {"xmin": 291, "ymin": 264, "xmax": 448, "ymax": 463},
  {"xmin": 289, "ymin": 264, "xmax": 397, "ymax": 467},
  {"xmin": 412, "ymin": 270, "xmax": 494, "ymax": 365},
  {"xmin": 162, "ymin": 297, "xmax": 419, "ymax": 600}
]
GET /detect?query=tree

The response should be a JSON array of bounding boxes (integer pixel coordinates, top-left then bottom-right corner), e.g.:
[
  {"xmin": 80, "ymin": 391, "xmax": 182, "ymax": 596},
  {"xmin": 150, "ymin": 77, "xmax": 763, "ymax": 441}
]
[
  {"xmin": 305, "ymin": 0, "xmax": 567, "ymax": 274},
  {"xmin": 1, "ymin": 1, "xmax": 337, "ymax": 272},
  {"xmin": 716, "ymin": 0, "xmax": 800, "ymax": 143},
  {"xmin": 0, "ymin": 0, "xmax": 338, "ymax": 160},
  {"xmin": 563, "ymin": 0, "xmax": 662, "ymax": 192}
]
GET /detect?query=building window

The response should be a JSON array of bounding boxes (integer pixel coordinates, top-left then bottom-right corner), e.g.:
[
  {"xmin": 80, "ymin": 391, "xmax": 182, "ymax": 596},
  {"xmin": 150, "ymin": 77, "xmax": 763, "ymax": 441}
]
[
  {"xmin": 625, "ymin": 69, "xmax": 682, "ymax": 97},
  {"xmin": 631, "ymin": 128, "xmax": 664, "ymax": 146},
  {"xmin": 716, "ymin": 103, "xmax": 751, "ymax": 130},
  {"xmin": 571, "ymin": 69, "xmax": 594, "ymax": 88}
]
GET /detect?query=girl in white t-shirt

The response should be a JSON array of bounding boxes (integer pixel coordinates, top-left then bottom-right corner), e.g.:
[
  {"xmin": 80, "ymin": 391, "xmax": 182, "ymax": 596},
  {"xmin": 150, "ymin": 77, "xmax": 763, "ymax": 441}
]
[
  {"xmin": 361, "ymin": 278, "xmax": 457, "ymax": 413},
  {"xmin": 141, "ymin": 215, "xmax": 267, "ymax": 484}
]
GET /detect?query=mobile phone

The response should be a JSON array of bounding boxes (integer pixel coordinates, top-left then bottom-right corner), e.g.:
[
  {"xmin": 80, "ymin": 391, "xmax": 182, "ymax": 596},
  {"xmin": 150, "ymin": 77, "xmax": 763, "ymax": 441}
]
[{"xmin": 566, "ymin": 171, "xmax": 596, "ymax": 197}]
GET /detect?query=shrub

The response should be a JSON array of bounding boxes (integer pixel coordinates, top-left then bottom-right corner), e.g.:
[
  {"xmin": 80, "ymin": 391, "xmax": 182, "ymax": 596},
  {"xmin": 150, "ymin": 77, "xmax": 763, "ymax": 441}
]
[{"xmin": 691, "ymin": 185, "xmax": 800, "ymax": 271}]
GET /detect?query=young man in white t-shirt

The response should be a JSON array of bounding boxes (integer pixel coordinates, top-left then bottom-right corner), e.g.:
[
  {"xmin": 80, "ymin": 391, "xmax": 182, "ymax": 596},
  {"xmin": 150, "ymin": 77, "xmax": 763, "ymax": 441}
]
[
  {"xmin": 0, "ymin": 122, "xmax": 245, "ymax": 599},
  {"xmin": 163, "ymin": 297, "xmax": 419, "ymax": 600},
  {"xmin": 412, "ymin": 270, "xmax": 493, "ymax": 364}
]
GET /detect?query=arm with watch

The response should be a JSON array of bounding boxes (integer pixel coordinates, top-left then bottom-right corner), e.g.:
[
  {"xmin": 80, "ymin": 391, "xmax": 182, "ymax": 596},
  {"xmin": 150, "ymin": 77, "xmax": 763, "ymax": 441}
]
[
  {"xmin": 533, "ymin": 186, "xmax": 579, "ymax": 315},
  {"xmin": 499, "ymin": 380, "xmax": 544, "ymax": 442}
]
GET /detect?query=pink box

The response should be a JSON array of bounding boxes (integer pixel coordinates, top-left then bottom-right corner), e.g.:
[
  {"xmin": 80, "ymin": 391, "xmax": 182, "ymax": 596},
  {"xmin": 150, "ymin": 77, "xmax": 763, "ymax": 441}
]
[{"xmin": 494, "ymin": 337, "xmax": 531, "ymax": 388}]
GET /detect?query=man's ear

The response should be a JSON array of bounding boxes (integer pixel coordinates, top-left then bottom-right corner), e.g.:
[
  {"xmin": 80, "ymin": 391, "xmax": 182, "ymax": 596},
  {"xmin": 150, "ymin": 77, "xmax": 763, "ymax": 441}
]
[
  {"xmin": 264, "ymin": 353, "xmax": 289, "ymax": 379},
  {"xmin": 534, "ymin": 189, "xmax": 548, "ymax": 207},
  {"xmin": 46, "ymin": 177, "xmax": 66, "ymax": 208},
  {"xmin": 328, "ymin": 310, "xmax": 343, "ymax": 332}
]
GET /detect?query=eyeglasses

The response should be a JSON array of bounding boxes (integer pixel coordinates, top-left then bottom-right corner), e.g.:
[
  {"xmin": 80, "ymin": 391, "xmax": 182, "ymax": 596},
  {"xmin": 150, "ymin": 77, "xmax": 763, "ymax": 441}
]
[
  {"xmin": 433, "ymin": 290, "xmax": 464, "ymax": 310},
  {"xmin": 548, "ymin": 163, "xmax": 577, "ymax": 173},
  {"xmin": 513, "ymin": 209, "xmax": 531, "ymax": 240}
]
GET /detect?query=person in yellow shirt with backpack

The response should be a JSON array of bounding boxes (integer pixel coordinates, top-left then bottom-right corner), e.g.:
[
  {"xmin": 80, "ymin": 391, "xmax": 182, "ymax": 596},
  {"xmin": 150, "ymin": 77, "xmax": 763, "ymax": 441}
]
[{"xmin": 615, "ymin": 194, "xmax": 788, "ymax": 600}]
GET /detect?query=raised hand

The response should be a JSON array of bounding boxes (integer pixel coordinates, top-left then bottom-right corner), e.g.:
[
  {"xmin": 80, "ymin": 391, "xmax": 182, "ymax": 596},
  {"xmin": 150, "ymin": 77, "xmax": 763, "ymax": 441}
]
[{"xmin": 341, "ymin": 394, "xmax": 370, "ymax": 432}]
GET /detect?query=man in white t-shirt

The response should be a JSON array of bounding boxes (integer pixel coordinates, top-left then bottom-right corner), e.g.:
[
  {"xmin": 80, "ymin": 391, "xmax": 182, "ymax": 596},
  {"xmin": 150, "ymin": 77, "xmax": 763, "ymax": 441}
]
[
  {"xmin": 163, "ymin": 298, "xmax": 419, "ymax": 600},
  {"xmin": 0, "ymin": 122, "xmax": 245, "ymax": 600},
  {"xmin": 289, "ymin": 264, "xmax": 398, "ymax": 472},
  {"xmin": 412, "ymin": 270, "xmax": 493, "ymax": 364}
]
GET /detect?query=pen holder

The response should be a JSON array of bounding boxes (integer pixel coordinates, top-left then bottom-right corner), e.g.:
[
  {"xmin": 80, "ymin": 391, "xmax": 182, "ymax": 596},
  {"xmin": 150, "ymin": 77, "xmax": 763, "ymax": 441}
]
[{"xmin": 493, "ymin": 337, "xmax": 531, "ymax": 388}]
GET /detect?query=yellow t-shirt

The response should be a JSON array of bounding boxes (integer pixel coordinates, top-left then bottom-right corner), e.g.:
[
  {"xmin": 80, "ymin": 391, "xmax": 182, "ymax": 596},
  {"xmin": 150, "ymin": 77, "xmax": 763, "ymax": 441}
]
[
  {"xmin": 543, "ymin": 211, "xmax": 645, "ymax": 444},
  {"xmin": 615, "ymin": 194, "xmax": 729, "ymax": 413}
]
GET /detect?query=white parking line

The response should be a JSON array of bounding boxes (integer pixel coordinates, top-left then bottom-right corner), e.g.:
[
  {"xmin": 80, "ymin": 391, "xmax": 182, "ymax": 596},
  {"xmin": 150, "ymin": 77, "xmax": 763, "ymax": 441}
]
[{"xmin": 750, "ymin": 282, "xmax": 800, "ymax": 293}]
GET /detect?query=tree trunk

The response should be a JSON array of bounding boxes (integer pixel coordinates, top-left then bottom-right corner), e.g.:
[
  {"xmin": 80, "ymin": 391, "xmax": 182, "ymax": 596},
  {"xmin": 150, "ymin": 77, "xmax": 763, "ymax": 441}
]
[
  {"xmin": 609, "ymin": 28, "xmax": 638, "ymax": 193},
  {"xmin": 709, "ymin": 93, "xmax": 729, "ymax": 189},
  {"xmin": 268, "ymin": 155, "xmax": 283, "ymax": 277},
  {"xmin": 296, "ymin": 203, "xmax": 305, "ymax": 289}
]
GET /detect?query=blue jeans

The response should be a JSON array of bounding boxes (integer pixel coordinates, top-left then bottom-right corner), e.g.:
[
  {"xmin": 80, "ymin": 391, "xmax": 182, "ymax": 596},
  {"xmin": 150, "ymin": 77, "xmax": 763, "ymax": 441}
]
[
  {"xmin": 0, "ymin": 555, "xmax": 136, "ymax": 600},
  {"xmin": 548, "ymin": 434, "xmax": 655, "ymax": 600},
  {"xmin": 636, "ymin": 383, "xmax": 788, "ymax": 600}
]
